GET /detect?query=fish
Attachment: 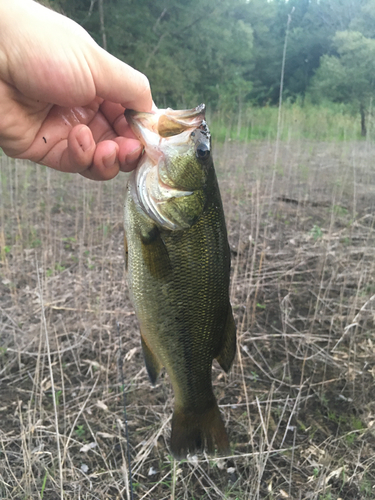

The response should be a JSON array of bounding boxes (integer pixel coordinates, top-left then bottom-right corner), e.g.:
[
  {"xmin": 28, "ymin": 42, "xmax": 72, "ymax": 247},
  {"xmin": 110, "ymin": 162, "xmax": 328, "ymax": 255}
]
[{"xmin": 123, "ymin": 104, "xmax": 236, "ymax": 459}]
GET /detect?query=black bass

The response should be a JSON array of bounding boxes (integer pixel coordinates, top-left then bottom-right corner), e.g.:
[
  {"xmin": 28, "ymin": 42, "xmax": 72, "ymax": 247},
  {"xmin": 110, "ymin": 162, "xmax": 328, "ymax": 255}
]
[{"xmin": 124, "ymin": 104, "xmax": 236, "ymax": 459}]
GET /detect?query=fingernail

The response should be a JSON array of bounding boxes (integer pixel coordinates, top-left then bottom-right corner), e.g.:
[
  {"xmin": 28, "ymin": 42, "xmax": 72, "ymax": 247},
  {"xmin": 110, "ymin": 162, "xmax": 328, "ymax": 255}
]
[
  {"xmin": 121, "ymin": 145, "xmax": 142, "ymax": 172},
  {"xmin": 126, "ymin": 145, "xmax": 142, "ymax": 163},
  {"xmin": 125, "ymin": 146, "xmax": 143, "ymax": 168},
  {"xmin": 77, "ymin": 126, "xmax": 92, "ymax": 152},
  {"xmin": 103, "ymin": 149, "xmax": 117, "ymax": 169}
]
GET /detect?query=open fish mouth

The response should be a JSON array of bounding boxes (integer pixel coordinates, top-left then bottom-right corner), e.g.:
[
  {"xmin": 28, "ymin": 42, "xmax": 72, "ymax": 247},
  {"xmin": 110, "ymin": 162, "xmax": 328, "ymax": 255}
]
[
  {"xmin": 125, "ymin": 104, "xmax": 210, "ymax": 231},
  {"xmin": 125, "ymin": 103, "xmax": 206, "ymax": 140}
]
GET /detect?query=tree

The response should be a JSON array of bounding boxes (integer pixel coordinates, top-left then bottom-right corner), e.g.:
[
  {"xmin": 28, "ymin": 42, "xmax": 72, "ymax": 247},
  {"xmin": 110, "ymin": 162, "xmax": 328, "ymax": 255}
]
[
  {"xmin": 349, "ymin": 0, "xmax": 375, "ymax": 38},
  {"xmin": 115, "ymin": 0, "xmax": 254, "ymax": 109},
  {"xmin": 48, "ymin": 0, "xmax": 375, "ymax": 114},
  {"xmin": 51, "ymin": 0, "xmax": 254, "ymax": 110},
  {"xmin": 310, "ymin": 30, "xmax": 375, "ymax": 135},
  {"xmin": 232, "ymin": 0, "xmax": 336, "ymax": 105}
]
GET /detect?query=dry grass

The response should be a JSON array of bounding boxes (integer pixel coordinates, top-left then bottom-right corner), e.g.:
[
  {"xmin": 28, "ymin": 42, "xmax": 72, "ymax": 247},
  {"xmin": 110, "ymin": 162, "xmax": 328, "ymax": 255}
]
[{"xmin": 1, "ymin": 137, "xmax": 375, "ymax": 499}]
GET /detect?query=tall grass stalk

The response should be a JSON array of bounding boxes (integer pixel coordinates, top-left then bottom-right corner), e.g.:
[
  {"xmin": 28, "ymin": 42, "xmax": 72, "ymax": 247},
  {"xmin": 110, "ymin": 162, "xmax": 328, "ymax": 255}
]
[
  {"xmin": 36, "ymin": 261, "xmax": 64, "ymax": 500},
  {"xmin": 272, "ymin": 7, "xmax": 294, "ymax": 201}
]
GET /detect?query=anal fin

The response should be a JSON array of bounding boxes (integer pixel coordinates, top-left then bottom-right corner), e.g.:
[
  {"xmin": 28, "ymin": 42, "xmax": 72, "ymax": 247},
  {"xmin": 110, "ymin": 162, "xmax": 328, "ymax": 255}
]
[{"xmin": 216, "ymin": 305, "xmax": 236, "ymax": 373}]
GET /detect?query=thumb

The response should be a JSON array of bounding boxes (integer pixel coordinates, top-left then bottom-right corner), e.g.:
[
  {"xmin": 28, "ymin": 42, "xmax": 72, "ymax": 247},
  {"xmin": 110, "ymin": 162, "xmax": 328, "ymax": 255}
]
[{"xmin": 88, "ymin": 45, "xmax": 152, "ymax": 112}]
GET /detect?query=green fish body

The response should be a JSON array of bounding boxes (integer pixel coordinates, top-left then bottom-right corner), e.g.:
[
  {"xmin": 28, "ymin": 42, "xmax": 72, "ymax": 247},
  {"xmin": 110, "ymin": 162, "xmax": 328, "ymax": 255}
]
[{"xmin": 124, "ymin": 105, "xmax": 236, "ymax": 458}]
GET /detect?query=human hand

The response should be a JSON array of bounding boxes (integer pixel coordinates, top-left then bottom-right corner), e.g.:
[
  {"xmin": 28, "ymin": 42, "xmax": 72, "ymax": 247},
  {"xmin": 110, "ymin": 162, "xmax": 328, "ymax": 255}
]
[{"xmin": 0, "ymin": 0, "xmax": 153, "ymax": 180}]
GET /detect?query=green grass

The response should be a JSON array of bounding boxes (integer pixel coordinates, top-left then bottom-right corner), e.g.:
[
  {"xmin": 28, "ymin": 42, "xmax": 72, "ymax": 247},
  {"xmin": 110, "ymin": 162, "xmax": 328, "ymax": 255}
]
[{"xmin": 210, "ymin": 101, "xmax": 366, "ymax": 142}]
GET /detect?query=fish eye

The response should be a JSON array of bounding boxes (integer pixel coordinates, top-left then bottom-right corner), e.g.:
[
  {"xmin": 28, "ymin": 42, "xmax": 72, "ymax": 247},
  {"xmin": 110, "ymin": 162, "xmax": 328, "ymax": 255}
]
[{"xmin": 196, "ymin": 143, "xmax": 210, "ymax": 160}]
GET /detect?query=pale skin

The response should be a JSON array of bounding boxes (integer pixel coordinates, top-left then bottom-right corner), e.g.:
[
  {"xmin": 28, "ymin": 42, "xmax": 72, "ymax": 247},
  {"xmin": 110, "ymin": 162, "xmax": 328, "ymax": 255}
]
[{"xmin": 0, "ymin": 0, "xmax": 153, "ymax": 180}]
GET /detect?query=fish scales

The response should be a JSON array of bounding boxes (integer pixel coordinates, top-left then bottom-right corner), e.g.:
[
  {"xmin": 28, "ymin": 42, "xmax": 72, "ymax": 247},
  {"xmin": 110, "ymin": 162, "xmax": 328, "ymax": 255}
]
[{"xmin": 124, "ymin": 104, "xmax": 236, "ymax": 458}]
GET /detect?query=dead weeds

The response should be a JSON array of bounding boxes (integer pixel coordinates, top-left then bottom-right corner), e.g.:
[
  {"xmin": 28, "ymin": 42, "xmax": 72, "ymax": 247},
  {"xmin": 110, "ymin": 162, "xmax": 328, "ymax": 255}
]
[{"xmin": 1, "ymin": 139, "xmax": 375, "ymax": 499}]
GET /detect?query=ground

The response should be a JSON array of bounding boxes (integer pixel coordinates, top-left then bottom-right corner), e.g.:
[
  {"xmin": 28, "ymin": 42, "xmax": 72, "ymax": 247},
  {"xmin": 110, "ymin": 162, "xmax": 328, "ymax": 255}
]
[{"xmin": 1, "ymin": 139, "xmax": 375, "ymax": 499}]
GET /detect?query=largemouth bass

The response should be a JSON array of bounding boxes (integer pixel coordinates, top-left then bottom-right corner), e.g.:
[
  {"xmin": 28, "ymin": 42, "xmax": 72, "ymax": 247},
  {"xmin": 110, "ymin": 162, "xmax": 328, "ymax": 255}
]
[{"xmin": 124, "ymin": 104, "xmax": 236, "ymax": 459}]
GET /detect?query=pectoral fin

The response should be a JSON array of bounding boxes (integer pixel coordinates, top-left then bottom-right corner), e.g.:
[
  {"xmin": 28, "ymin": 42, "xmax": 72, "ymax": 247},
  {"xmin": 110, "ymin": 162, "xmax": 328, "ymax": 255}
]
[
  {"xmin": 141, "ymin": 334, "xmax": 163, "ymax": 385},
  {"xmin": 140, "ymin": 225, "xmax": 172, "ymax": 279},
  {"xmin": 216, "ymin": 305, "xmax": 236, "ymax": 373}
]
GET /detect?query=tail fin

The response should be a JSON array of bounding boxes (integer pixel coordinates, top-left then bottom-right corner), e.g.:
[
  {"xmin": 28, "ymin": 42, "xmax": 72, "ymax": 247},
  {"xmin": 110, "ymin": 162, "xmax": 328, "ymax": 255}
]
[{"xmin": 170, "ymin": 402, "xmax": 229, "ymax": 459}]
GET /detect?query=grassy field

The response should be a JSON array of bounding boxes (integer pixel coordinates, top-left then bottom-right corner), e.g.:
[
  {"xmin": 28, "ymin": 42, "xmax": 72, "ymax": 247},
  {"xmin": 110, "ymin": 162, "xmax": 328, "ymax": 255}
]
[
  {"xmin": 210, "ymin": 102, "xmax": 372, "ymax": 143},
  {"xmin": 1, "ymin": 118, "xmax": 375, "ymax": 499}
]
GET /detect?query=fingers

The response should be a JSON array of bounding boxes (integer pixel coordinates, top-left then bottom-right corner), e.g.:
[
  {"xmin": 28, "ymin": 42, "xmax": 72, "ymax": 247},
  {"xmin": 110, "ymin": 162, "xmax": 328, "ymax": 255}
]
[
  {"xmin": 59, "ymin": 125, "xmax": 142, "ymax": 180},
  {"xmin": 81, "ymin": 140, "xmax": 121, "ymax": 181},
  {"xmin": 99, "ymin": 101, "xmax": 137, "ymax": 138},
  {"xmin": 12, "ymin": 108, "xmax": 143, "ymax": 180}
]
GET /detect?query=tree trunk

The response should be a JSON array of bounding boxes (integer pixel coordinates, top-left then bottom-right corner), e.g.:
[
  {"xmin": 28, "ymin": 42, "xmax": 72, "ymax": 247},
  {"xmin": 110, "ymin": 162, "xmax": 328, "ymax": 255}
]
[
  {"xmin": 360, "ymin": 103, "xmax": 366, "ymax": 137},
  {"xmin": 98, "ymin": 0, "xmax": 107, "ymax": 51}
]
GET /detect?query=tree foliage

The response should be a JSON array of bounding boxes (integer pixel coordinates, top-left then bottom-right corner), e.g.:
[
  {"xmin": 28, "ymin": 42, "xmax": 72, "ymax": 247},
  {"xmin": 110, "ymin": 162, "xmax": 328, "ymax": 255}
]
[
  {"xmin": 50, "ymin": 0, "xmax": 375, "ymax": 125},
  {"xmin": 311, "ymin": 31, "xmax": 375, "ymax": 134}
]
